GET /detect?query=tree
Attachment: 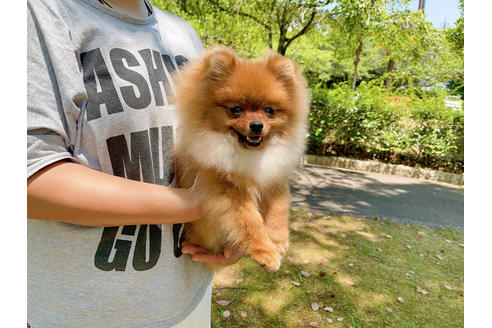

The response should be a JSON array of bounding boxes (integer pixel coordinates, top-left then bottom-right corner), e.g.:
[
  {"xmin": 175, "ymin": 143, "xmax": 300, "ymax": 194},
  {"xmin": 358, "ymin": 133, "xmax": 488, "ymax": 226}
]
[
  {"xmin": 444, "ymin": 0, "xmax": 464, "ymax": 96},
  {"xmin": 446, "ymin": 0, "xmax": 464, "ymax": 56},
  {"xmin": 328, "ymin": 0, "xmax": 388, "ymax": 89},
  {"xmin": 373, "ymin": 7, "xmax": 438, "ymax": 89},
  {"xmin": 151, "ymin": 0, "xmax": 267, "ymax": 57},
  {"xmin": 204, "ymin": 0, "xmax": 332, "ymax": 55}
]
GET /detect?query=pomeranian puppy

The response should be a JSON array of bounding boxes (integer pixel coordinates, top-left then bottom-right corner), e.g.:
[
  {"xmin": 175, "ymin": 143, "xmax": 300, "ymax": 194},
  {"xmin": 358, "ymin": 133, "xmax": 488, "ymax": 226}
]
[{"xmin": 172, "ymin": 47, "xmax": 310, "ymax": 271}]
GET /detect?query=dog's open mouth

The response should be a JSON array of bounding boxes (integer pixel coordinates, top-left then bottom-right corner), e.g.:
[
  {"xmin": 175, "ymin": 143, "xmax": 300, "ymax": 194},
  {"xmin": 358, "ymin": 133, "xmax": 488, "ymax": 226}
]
[{"xmin": 233, "ymin": 130, "xmax": 263, "ymax": 147}]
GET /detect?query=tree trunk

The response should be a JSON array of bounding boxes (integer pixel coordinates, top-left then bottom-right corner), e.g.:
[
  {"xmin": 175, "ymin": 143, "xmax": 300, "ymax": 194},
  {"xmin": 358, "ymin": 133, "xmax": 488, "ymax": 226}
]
[
  {"xmin": 277, "ymin": 32, "xmax": 287, "ymax": 55},
  {"xmin": 385, "ymin": 58, "xmax": 395, "ymax": 89},
  {"xmin": 352, "ymin": 39, "xmax": 363, "ymax": 90}
]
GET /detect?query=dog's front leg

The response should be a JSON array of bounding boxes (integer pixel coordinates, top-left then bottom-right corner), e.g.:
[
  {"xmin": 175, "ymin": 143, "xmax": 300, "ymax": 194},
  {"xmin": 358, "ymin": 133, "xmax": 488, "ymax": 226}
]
[
  {"xmin": 211, "ymin": 186, "xmax": 281, "ymax": 271},
  {"xmin": 259, "ymin": 183, "xmax": 290, "ymax": 255},
  {"xmin": 232, "ymin": 199, "xmax": 282, "ymax": 271}
]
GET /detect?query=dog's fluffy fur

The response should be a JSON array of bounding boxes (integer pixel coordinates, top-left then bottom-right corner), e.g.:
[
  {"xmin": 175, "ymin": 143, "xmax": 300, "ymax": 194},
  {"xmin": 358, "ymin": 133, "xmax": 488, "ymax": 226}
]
[{"xmin": 173, "ymin": 47, "xmax": 310, "ymax": 271}]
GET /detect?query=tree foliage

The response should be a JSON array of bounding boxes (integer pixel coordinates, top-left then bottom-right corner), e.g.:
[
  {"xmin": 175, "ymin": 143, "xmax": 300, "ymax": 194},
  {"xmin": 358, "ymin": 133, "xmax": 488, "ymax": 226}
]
[{"xmin": 150, "ymin": 0, "xmax": 464, "ymax": 171}]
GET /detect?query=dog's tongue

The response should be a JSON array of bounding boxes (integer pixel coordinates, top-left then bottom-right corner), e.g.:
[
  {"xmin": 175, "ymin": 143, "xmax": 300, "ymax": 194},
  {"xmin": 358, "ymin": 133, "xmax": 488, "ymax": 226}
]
[{"xmin": 246, "ymin": 136, "xmax": 261, "ymax": 142}]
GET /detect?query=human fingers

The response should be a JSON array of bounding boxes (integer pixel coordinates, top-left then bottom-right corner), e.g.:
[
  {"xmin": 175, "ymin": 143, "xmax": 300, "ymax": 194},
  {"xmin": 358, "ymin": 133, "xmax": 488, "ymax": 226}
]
[
  {"xmin": 181, "ymin": 243, "xmax": 209, "ymax": 256},
  {"xmin": 192, "ymin": 245, "xmax": 244, "ymax": 266}
]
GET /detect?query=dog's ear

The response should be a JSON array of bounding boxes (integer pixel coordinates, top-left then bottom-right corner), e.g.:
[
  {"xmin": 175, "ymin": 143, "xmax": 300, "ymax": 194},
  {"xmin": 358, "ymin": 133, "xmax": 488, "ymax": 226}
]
[
  {"xmin": 202, "ymin": 46, "xmax": 239, "ymax": 82},
  {"xmin": 264, "ymin": 51, "xmax": 300, "ymax": 88}
]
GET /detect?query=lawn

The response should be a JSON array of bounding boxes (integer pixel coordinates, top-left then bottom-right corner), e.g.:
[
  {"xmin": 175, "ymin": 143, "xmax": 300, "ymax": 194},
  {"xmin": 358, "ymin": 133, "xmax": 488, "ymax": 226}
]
[{"xmin": 211, "ymin": 208, "xmax": 464, "ymax": 327}]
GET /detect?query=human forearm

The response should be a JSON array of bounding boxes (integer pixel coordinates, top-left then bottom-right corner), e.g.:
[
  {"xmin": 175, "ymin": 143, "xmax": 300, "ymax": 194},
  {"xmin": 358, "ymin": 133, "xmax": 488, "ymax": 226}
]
[{"xmin": 27, "ymin": 160, "xmax": 200, "ymax": 226}]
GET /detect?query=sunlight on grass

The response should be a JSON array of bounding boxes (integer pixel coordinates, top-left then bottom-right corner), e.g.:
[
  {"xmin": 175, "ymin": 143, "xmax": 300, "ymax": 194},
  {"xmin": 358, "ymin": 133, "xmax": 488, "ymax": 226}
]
[
  {"xmin": 213, "ymin": 267, "xmax": 241, "ymax": 288},
  {"xmin": 354, "ymin": 230, "xmax": 378, "ymax": 242},
  {"xmin": 288, "ymin": 242, "xmax": 334, "ymax": 264},
  {"xmin": 244, "ymin": 285, "xmax": 297, "ymax": 316}
]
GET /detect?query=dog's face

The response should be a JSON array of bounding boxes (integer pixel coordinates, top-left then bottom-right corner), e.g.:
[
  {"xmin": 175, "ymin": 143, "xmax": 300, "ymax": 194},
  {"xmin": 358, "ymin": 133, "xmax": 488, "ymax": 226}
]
[{"xmin": 175, "ymin": 47, "xmax": 307, "ymax": 150}]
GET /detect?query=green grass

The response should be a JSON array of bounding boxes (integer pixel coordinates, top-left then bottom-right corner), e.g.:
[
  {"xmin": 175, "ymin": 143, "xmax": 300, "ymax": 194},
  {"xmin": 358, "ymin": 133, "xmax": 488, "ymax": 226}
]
[{"xmin": 211, "ymin": 209, "xmax": 464, "ymax": 327}]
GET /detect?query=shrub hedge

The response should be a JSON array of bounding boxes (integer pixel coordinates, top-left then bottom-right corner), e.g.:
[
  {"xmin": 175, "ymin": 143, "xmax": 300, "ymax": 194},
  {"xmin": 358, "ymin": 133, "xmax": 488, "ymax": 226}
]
[{"xmin": 307, "ymin": 82, "xmax": 464, "ymax": 173}]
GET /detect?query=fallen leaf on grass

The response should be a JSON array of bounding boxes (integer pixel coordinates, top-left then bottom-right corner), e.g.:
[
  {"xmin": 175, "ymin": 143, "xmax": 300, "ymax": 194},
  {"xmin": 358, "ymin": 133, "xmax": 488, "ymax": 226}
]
[
  {"xmin": 324, "ymin": 306, "xmax": 334, "ymax": 312},
  {"xmin": 311, "ymin": 303, "xmax": 320, "ymax": 311},
  {"xmin": 342, "ymin": 279, "xmax": 355, "ymax": 286},
  {"xmin": 217, "ymin": 300, "xmax": 230, "ymax": 307},
  {"xmin": 379, "ymin": 232, "xmax": 393, "ymax": 239},
  {"xmin": 222, "ymin": 310, "xmax": 231, "ymax": 318}
]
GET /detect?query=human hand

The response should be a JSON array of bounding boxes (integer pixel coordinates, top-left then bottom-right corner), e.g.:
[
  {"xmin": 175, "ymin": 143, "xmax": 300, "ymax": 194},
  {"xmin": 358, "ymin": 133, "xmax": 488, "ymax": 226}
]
[{"xmin": 181, "ymin": 242, "xmax": 244, "ymax": 266}]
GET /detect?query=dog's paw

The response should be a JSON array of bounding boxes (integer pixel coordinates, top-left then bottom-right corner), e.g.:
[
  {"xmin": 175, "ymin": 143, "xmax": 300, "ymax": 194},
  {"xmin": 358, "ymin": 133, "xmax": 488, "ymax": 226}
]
[
  {"xmin": 275, "ymin": 241, "xmax": 289, "ymax": 256},
  {"xmin": 249, "ymin": 247, "xmax": 282, "ymax": 271}
]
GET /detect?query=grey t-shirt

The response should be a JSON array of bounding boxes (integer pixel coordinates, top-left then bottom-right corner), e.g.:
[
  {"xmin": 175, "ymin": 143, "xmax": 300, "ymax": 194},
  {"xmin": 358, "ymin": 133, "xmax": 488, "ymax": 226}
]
[{"xmin": 27, "ymin": 0, "xmax": 213, "ymax": 327}]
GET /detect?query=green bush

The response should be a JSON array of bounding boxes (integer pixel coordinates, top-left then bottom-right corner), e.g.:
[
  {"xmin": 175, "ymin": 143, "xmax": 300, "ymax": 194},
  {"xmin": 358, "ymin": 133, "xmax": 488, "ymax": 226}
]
[{"xmin": 308, "ymin": 83, "xmax": 464, "ymax": 173}]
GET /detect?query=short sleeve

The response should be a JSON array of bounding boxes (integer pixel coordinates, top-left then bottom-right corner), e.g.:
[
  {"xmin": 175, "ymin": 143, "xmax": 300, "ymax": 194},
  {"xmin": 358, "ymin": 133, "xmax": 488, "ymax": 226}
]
[{"xmin": 27, "ymin": 2, "xmax": 79, "ymax": 178}]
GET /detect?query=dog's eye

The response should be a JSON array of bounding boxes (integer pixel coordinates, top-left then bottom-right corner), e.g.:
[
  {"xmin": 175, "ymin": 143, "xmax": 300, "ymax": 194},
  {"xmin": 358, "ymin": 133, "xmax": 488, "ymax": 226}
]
[
  {"xmin": 265, "ymin": 107, "xmax": 275, "ymax": 115},
  {"xmin": 229, "ymin": 106, "xmax": 243, "ymax": 115}
]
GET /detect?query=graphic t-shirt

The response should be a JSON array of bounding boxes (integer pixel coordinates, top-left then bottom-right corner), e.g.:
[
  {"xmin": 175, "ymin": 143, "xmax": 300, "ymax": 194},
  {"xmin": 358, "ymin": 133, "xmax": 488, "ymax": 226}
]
[{"xmin": 27, "ymin": 0, "xmax": 213, "ymax": 327}]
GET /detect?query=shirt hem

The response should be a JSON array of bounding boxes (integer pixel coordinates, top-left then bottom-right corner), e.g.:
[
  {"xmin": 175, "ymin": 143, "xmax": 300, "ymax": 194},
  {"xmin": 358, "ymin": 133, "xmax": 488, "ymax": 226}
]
[{"xmin": 27, "ymin": 272, "xmax": 214, "ymax": 328}]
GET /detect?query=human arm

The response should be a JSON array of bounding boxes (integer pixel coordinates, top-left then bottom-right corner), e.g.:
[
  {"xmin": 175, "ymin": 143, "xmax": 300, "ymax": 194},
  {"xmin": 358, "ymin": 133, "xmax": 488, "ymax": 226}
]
[{"xmin": 27, "ymin": 160, "xmax": 201, "ymax": 226}]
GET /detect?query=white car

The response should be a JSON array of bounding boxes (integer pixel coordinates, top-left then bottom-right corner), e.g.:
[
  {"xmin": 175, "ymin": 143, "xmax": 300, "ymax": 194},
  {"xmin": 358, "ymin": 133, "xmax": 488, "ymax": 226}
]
[{"xmin": 444, "ymin": 96, "xmax": 463, "ymax": 111}]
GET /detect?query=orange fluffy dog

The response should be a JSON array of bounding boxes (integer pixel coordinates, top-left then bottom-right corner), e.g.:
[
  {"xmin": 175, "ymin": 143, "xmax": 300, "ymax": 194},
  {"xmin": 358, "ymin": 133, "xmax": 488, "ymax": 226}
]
[{"xmin": 173, "ymin": 47, "xmax": 310, "ymax": 271}]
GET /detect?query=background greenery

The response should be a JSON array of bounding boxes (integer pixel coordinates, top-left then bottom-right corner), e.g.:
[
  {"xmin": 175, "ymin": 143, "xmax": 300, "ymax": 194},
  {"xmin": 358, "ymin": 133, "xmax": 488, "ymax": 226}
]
[{"xmin": 151, "ymin": 0, "xmax": 464, "ymax": 173}]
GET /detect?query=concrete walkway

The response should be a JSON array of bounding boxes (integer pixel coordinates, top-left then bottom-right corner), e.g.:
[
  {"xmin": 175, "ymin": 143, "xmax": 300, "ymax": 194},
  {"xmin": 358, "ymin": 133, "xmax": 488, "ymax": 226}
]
[{"xmin": 290, "ymin": 164, "xmax": 464, "ymax": 231}]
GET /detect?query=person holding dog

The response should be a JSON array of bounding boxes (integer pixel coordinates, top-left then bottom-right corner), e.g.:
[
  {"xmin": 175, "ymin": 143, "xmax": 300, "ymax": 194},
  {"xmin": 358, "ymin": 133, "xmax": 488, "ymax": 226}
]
[{"xmin": 27, "ymin": 0, "xmax": 242, "ymax": 327}]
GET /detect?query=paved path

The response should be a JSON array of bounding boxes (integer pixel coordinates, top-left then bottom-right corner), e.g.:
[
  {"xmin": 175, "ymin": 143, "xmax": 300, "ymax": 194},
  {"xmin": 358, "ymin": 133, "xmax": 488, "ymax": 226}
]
[{"xmin": 290, "ymin": 164, "xmax": 464, "ymax": 231}]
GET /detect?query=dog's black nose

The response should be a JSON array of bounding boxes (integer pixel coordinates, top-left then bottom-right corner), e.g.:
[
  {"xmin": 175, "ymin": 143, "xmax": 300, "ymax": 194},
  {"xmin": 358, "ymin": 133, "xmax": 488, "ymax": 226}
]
[{"xmin": 249, "ymin": 121, "xmax": 264, "ymax": 133}]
